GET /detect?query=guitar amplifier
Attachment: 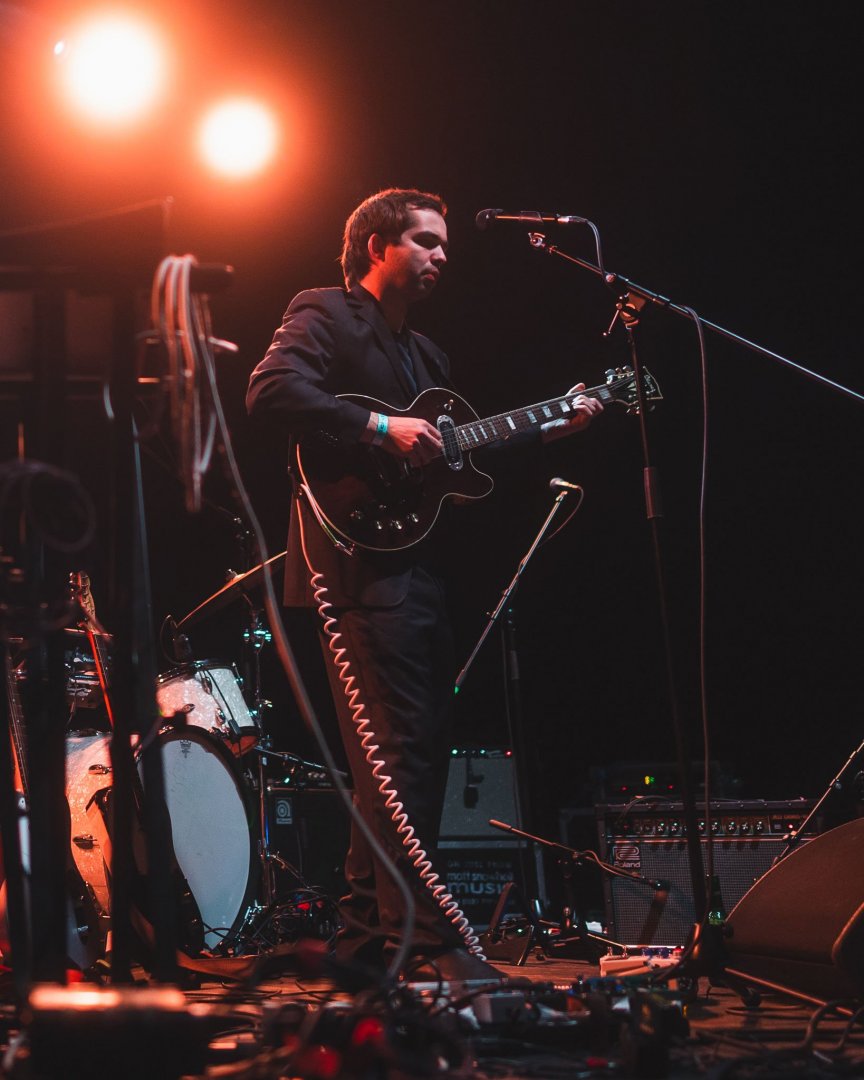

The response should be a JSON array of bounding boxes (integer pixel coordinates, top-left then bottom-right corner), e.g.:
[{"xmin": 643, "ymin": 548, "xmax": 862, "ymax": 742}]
[
  {"xmin": 267, "ymin": 786, "xmax": 350, "ymax": 897},
  {"xmin": 597, "ymin": 800, "xmax": 816, "ymax": 946}
]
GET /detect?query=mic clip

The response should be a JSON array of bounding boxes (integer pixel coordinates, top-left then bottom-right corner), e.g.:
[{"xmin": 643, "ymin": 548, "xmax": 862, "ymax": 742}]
[{"xmin": 604, "ymin": 292, "xmax": 648, "ymax": 337}]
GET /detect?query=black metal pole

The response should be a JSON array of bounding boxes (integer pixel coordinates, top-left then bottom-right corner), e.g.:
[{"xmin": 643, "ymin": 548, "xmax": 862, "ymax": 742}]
[{"xmin": 621, "ymin": 322, "xmax": 707, "ymax": 923}]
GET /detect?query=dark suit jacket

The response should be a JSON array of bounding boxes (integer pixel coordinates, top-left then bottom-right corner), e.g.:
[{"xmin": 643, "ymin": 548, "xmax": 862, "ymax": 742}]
[{"xmin": 246, "ymin": 284, "xmax": 453, "ymax": 607}]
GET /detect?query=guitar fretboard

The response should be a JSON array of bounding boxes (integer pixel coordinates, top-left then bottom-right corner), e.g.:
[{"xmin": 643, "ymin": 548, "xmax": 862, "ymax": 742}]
[{"xmin": 455, "ymin": 381, "xmax": 614, "ymax": 451}]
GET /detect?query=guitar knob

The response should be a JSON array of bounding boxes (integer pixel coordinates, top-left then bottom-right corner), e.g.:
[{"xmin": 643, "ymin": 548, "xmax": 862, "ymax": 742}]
[
  {"xmin": 408, "ymin": 513, "xmax": 420, "ymax": 524},
  {"xmin": 373, "ymin": 520, "xmax": 384, "ymax": 531},
  {"xmin": 390, "ymin": 519, "xmax": 404, "ymax": 531}
]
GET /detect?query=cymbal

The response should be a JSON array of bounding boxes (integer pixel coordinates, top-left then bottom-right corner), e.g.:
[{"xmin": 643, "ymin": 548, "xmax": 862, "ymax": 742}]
[{"xmin": 178, "ymin": 550, "xmax": 286, "ymax": 628}]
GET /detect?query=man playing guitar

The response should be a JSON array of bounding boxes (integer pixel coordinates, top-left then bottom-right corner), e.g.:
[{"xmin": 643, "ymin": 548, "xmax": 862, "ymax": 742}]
[{"xmin": 246, "ymin": 188, "xmax": 602, "ymax": 983}]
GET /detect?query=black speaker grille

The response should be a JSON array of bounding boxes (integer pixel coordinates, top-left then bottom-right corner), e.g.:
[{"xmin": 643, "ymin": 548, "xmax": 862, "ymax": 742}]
[{"xmin": 607, "ymin": 838, "xmax": 803, "ymax": 945}]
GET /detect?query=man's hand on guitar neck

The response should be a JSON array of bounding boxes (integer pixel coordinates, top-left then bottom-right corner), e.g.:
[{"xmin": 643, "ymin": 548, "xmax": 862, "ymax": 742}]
[
  {"xmin": 362, "ymin": 410, "xmax": 443, "ymax": 466},
  {"xmin": 540, "ymin": 382, "xmax": 604, "ymax": 443}
]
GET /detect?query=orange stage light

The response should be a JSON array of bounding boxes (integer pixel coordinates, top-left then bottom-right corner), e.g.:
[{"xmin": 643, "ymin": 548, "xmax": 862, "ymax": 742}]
[
  {"xmin": 54, "ymin": 12, "xmax": 168, "ymax": 127},
  {"xmin": 197, "ymin": 98, "xmax": 280, "ymax": 179}
]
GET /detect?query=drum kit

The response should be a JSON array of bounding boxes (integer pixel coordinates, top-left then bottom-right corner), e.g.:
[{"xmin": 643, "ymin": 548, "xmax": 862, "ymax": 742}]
[{"xmin": 7, "ymin": 554, "xmax": 341, "ymax": 970}]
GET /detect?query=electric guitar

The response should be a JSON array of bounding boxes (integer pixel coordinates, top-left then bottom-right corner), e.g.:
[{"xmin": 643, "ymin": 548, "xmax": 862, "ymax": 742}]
[{"xmin": 296, "ymin": 365, "xmax": 662, "ymax": 552}]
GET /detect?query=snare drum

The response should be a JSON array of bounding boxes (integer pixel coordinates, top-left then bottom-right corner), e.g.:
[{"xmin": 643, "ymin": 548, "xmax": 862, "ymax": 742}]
[{"xmin": 156, "ymin": 660, "xmax": 259, "ymax": 755}]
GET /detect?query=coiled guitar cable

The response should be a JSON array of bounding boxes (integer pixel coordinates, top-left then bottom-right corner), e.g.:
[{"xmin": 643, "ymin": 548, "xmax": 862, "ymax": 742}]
[{"xmin": 296, "ymin": 485, "xmax": 484, "ymax": 958}]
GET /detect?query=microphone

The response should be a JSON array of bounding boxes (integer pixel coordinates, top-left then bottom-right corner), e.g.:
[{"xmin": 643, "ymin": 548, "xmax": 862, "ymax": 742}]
[
  {"xmin": 475, "ymin": 208, "xmax": 588, "ymax": 229},
  {"xmin": 549, "ymin": 477, "xmax": 582, "ymax": 493}
]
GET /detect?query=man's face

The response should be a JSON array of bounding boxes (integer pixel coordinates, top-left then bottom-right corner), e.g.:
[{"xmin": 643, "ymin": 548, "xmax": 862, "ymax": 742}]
[{"xmin": 376, "ymin": 208, "xmax": 448, "ymax": 302}]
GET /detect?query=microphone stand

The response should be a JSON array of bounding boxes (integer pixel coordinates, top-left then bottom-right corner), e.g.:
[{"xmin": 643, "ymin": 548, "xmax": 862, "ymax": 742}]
[
  {"xmin": 455, "ymin": 486, "xmax": 577, "ymax": 918},
  {"xmin": 525, "ymin": 233, "xmax": 863, "ymax": 405},
  {"xmin": 774, "ymin": 732, "xmax": 864, "ymax": 863},
  {"xmin": 520, "ymin": 229, "xmax": 864, "ymax": 1002},
  {"xmin": 482, "ymin": 819, "xmax": 655, "ymax": 962},
  {"xmin": 527, "ymin": 234, "xmax": 714, "ymax": 968}
]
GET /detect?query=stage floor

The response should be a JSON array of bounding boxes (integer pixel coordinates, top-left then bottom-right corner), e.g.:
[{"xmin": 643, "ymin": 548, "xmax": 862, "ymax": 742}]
[{"xmin": 7, "ymin": 950, "xmax": 856, "ymax": 1079}]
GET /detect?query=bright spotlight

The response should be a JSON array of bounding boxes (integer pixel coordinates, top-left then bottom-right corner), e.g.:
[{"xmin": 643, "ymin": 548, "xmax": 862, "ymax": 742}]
[
  {"xmin": 55, "ymin": 13, "xmax": 167, "ymax": 126},
  {"xmin": 198, "ymin": 99, "xmax": 279, "ymax": 179}
]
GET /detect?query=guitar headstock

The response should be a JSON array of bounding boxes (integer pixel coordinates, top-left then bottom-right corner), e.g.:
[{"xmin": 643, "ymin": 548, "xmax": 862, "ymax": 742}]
[{"xmin": 604, "ymin": 365, "xmax": 663, "ymax": 414}]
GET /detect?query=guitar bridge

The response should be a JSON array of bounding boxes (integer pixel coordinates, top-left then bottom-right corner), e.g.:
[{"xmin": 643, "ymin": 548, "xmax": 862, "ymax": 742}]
[{"xmin": 438, "ymin": 415, "xmax": 463, "ymax": 470}]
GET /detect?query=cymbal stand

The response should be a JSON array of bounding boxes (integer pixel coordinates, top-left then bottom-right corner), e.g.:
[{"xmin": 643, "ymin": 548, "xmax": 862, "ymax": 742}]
[{"xmin": 239, "ymin": 594, "xmax": 277, "ymax": 907}]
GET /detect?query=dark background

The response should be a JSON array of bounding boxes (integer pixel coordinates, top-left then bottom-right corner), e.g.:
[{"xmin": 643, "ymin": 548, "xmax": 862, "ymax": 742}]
[{"xmin": 2, "ymin": 4, "xmax": 862, "ymax": 847}]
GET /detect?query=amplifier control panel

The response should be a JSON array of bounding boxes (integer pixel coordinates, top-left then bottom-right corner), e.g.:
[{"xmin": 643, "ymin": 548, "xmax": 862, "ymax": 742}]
[{"xmin": 600, "ymin": 800, "xmax": 815, "ymax": 841}]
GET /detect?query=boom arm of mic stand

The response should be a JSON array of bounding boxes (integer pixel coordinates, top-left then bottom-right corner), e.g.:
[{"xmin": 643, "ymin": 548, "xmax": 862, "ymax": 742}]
[
  {"xmin": 526, "ymin": 233, "xmax": 864, "ymax": 404},
  {"xmin": 454, "ymin": 491, "xmax": 572, "ymax": 692},
  {"xmin": 488, "ymin": 819, "xmax": 666, "ymax": 891}
]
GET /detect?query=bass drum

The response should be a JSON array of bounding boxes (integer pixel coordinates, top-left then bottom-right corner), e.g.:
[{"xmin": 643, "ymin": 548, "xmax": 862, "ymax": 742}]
[
  {"xmin": 150, "ymin": 727, "xmax": 256, "ymax": 951},
  {"xmin": 66, "ymin": 732, "xmax": 114, "ymax": 925},
  {"xmin": 66, "ymin": 729, "xmax": 256, "ymax": 955}
]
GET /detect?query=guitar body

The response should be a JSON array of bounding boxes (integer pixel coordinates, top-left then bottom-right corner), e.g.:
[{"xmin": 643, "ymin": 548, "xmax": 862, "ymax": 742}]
[
  {"xmin": 296, "ymin": 388, "xmax": 494, "ymax": 552},
  {"xmin": 296, "ymin": 369, "xmax": 661, "ymax": 552}
]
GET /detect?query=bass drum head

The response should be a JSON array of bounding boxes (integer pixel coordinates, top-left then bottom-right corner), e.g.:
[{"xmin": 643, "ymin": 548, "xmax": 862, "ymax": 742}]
[{"xmin": 149, "ymin": 727, "xmax": 255, "ymax": 951}]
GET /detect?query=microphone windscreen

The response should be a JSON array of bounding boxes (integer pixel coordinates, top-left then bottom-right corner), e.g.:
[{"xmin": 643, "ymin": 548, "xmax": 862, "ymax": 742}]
[{"xmin": 475, "ymin": 208, "xmax": 501, "ymax": 230}]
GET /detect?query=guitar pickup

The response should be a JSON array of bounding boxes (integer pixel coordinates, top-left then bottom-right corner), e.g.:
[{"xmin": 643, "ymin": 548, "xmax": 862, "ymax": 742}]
[{"xmin": 438, "ymin": 415, "xmax": 463, "ymax": 470}]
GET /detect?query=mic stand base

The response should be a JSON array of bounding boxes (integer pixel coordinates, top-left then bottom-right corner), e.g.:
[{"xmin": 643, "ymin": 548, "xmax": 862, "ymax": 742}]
[
  {"xmin": 477, "ymin": 867, "xmax": 629, "ymax": 968},
  {"xmin": 659, "ymin": 920, "xmax": 762, "ymax": 1010}
]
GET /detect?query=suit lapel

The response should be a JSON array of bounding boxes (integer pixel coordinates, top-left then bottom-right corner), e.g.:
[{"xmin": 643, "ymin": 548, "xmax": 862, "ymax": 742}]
[
  {"xmin": 347, "ymin": 285, "xmax": 418, "ymax": 402},
  {"xmin": 412, "ymin": 333, "xmax": 451, "ymax": 389}
]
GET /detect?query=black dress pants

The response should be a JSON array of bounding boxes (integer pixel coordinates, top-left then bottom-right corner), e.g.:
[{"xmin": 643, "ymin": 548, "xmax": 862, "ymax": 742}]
[{"xmin": 317, "ymin": 566, "xmax": 469, "ymax": 966}]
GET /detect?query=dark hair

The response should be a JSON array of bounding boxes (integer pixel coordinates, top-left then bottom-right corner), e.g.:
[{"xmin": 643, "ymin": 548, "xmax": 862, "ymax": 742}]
[{"xmin": 341, "ymin": 188, "xmax": 446, "ymax": 287}]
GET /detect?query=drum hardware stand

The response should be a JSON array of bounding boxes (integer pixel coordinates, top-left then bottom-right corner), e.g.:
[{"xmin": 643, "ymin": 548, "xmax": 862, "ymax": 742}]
[{"xmin": 235, "ymin": 590, "xmax": 345, "ymax": 946}]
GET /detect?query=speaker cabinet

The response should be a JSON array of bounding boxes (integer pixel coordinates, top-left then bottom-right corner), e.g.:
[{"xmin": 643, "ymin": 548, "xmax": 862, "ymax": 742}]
[
  {"xmin": 267, "ymin": 786, "xmax": 350, "ymax": 897},
  {"xmin": 597, "ymin": 800, "xmax": 815, "ymax": 946},
  {"xmin": 439, "ymin": 750, "xmax": 543, "ymax": 928},
  {"xmin": 437, "ymin": 841, "xmax": 541, "ymax": 931},
  {"xmin": 439, "ymin": 749, "xmax": 521, "ymax": 839},
  {"xmin": 725, "ymin": 816, "xmax": 864, "ymax": 1003}
]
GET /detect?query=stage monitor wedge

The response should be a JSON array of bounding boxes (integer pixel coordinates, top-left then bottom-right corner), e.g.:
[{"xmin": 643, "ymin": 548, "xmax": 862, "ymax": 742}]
[{"xmin": 724, "ymin": 816, "xmax": 864, "ymax": 1004}]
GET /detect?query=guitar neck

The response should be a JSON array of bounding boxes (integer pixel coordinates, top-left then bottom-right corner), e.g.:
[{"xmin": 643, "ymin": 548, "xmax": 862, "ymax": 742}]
[{"xmin": 455, "ymin": 381, "xmax": 610, "ymax": 451}]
